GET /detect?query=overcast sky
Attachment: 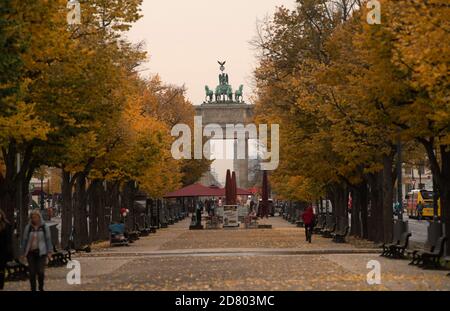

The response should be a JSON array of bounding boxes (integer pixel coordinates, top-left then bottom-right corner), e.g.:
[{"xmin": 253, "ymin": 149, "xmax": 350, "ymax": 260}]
[
  {"xmin": 126, "ymin": 0, "xmax": 295, "ymax": 105},
  {"xmin": 126, "ymin": 0, "xmax": 295, "ymax": 184}
]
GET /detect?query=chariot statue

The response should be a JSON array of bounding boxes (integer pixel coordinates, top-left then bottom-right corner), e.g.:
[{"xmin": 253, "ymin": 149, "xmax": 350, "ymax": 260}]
[{"xmin": 204, "ymin": 61, "xmax": 244, "ymax": 104}]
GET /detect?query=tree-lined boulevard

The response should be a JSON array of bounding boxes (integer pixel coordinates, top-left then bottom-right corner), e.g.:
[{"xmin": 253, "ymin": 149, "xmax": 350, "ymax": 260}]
[
  {"xmin": 0, "ymin": 0, "xmax": 449, "ymax": 293},
  {"xmin": 3, "ymin": 217, "xmax": 450, "ymax": 291}
]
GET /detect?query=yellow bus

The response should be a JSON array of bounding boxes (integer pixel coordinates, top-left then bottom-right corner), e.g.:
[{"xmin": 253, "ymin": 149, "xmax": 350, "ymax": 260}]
[{"xmin": 406, "ymin": 189, "xmax": 441, "ymax": 219}]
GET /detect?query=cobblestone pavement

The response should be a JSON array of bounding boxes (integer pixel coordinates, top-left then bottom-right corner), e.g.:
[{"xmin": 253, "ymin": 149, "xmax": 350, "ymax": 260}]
[{"xmin": 4, "ymin": 217, "xmax": 449, "ymax": 291}]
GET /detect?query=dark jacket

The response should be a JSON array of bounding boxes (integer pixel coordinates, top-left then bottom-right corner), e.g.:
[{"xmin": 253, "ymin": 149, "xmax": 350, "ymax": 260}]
[{"xmin": 0, "ymin": 223, "xmax": 13, "ymax": 263}]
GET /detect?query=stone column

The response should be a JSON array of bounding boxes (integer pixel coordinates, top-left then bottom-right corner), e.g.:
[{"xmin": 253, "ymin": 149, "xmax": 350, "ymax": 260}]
[{"xmin": 233, "ymin": 137, "xmax": 249, "ymax": 188}]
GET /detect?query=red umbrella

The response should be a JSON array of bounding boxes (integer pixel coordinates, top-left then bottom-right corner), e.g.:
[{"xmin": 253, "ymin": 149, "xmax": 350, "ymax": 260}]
[{"xmin": 225, "ymin": 169, "xmax": 232, "ymax": 205}]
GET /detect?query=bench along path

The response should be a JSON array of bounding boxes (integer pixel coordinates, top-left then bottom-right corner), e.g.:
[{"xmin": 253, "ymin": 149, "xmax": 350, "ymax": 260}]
[{"xmin": 4, "ymin": 216, "xmax": 449, "ymax": 291}]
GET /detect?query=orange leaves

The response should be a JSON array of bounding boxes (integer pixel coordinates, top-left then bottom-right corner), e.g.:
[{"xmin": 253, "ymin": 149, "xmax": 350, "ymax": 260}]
[{"xmin": 253, "ymin": 1, "xmax": 440, "ymax": 200}]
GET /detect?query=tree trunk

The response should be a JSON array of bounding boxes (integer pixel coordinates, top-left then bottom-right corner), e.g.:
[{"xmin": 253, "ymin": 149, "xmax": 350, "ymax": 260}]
[
  {"xmin": 439, "ymin": 146, "xmax": 450, "ymax": 253},
  {"xmin": 359, "ymin": 181, "xmax": 369, "ymax": 239},
  {"xmin": 420, "ymin": 141, "xmax": 450, "ymax": 253},
  {"xmin": 367, "ymin": 173, "xmax": 383, "ymax": 242},
  {"xmin": 73, "ymin": 173, "xmax": 88, "ymax": 248},
  {"xmin": 121, "ymin": 181, "xmax": 136, "ymax": 229},
  {"xmin": 21, "ymin": 171, "xmax": 32, "ymax": 235},
  {"xmin": 335, "ymin": 184, "xmax": 348, "ymax": 231},
  {"xmin": 88, "ymin": 179, "xmax": 108, "ymax": 242},
  {"xmin": 0, "ymin": 186, "xmax": 15, "ymax": 227},
  {"xmin": 0, "ymin": 143, "xmax": 18, "ymax": 223},
  {"xmin": 382, "ymin": 154, "xmax": 394, "ymax": 243},
  {"xmin": 108, "ymin": 182, "xmax": 120, "ymax": 222},
  {"xmin": 97, "ymin": 180, "xmax": 108, "ymax": 240},
  {"xmin": 61, "ymin": 170, "xmax": 72, "ymax": 249},
  {"xmin": 88, "ymin": 180, "xmax": 99, "ymax": 243},
  {"xmin": 350, "ymin": 188, "xmax": 360, "ymax": 237},
  {"xmin": 328, "ymin": 188, "xmax": 336, "ymax": 217},
  {"xmin": 0, "ymin": 142, "xmax": 35, "ymax": 231}
]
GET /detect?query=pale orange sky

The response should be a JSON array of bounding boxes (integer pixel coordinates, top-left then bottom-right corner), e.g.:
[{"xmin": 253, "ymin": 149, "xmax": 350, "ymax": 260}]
[
  {"xmin": 126, "ymin": 1, "xmax": 294, "ymax": 184},
  {"xmin": 126, "ymin": 0, "xmax": 295, "ymax": 105}
]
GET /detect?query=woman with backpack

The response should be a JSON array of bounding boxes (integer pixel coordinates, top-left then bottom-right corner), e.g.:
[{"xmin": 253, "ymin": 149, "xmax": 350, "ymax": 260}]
[{"xmin": 21, "ymin": 209, "xmax": 53, "ymax": 291}]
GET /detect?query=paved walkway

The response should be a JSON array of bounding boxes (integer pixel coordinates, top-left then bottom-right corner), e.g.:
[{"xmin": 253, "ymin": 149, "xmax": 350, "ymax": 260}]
[{"xmin": 4, "ymin": 217, "xmax": 449, "ymax": 291}]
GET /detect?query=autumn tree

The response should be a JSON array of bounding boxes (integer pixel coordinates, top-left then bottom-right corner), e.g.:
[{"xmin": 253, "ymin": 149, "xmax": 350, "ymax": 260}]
[
  {"xmin": 254, "ymin": 0, "xmax": 449, "ymax": 245},
  {"xmin": 382, "ymin": 0, "xmax": 450, "ymax": 247},
  {"xmin": 253, "ymin": 0, "xmax": 363, "ymax": 235},
  {"xmin": 0, "ymin": 0, "xmax": 67, "ymax": 225}
]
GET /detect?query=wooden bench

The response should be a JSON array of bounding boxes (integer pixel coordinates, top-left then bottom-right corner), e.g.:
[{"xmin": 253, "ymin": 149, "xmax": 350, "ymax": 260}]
[
  {"xmin": 408, "ymin": 243, "xmax": 435, "ymax": 266},
  {"xmin": 5, "ymin": 260, "xmax": 28, "ymax": 282},
  {"xmin": 381, "ymin": 238, "xmax": 400, "ymax": 257},
  {"xmin": 332, "ymin": 226, "xmax": 349, "ymax": 243},
  {"xmin": 134, "ymin": 223, "xmax": 150, "ymax": 237},
  {"xmin": 141, "ymin": 228, "xmax": 151, "ymax": 236},
  {"xmin": 419, "ymin": 236, "xmax": 447, "ymax": 269},
  {"xmin": 125, "ymin": 228, "xmax": 140, "ymax": 243},
  {"xmin": 313, "ymin": 219, "xmax": 326, "ymax": 234},
  {"xmin": 48, "ymin": 249, "xmax": 74, "ymax": 267},
  {"xmin": 387, "ymin": 232, "xmax": 411, "ymax": 259},
  {"xmin": 321, "ymin": 222, "xmax": 336, "ymax": 238},
  {"xmin": 380, "ymin": 229, "xmax": 407, "ymax": 257}
]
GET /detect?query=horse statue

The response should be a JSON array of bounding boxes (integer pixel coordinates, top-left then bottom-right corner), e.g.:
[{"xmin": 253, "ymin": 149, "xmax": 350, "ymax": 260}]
[
  {"xmin": 226, "ymin": 86, "xmax": 233, "ymax": 101},
  {"xmin": 205, "ymin": 85, "xmax": 214, "ymax": 102},
  {"xmin": 215, "ymin": 84, "xmax": 233, "ymax": 102},
  {"xmin": 234, "ymin": 85, "xmax": 244, "ymax": 102}
]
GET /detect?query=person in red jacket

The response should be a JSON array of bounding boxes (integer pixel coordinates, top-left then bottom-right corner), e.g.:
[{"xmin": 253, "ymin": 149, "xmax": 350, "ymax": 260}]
[{"xmin": 302, "ymin": 206, "xmax": 315, "ymax": 243}]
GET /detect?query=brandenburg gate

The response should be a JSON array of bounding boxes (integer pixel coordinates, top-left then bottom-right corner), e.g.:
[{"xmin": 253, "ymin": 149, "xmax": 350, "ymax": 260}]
[{"xmin": 195, "ymin": 61, "xmax": 255, "ymax": 188}]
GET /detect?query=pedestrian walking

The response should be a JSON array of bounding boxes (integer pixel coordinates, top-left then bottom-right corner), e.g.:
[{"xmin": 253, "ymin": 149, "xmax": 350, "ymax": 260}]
[
  {"xmin": 416, "ymin": 202, "xmax": 423, "ymax": 221},
  {"xmin": 0, "ymin": 209, "xmax": 13, "ymax": 290},
  {"xmin": 302, "ymin": 206, "xmax": 315, "ymax": 243},
  {"xmin": 205, "ymin": 199, "xmax": 211, "ymax": 216},
  {"xmin": 195, "ymin": 201, "xmax": 202, "ymax": 226},
  {"xmin": 21, "ymin": 209, "xmax": 53, "ymax": 291}
]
